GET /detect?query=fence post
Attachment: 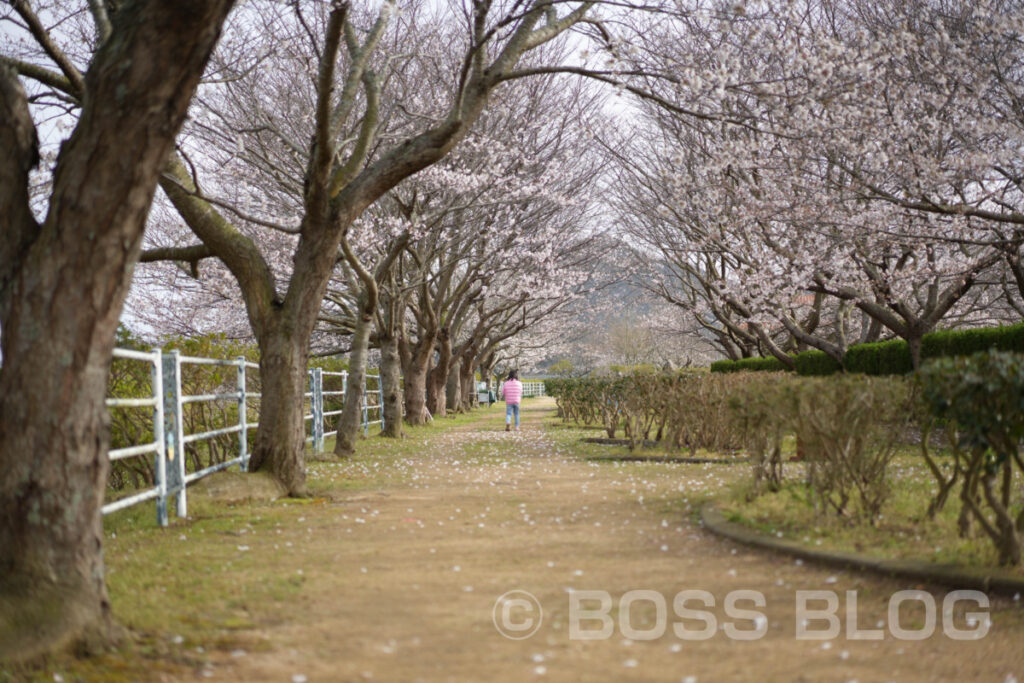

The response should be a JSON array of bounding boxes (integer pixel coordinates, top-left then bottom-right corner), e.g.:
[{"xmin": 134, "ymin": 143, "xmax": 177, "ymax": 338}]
[
  {"xmin": 379, "ymin": 375, "xmax": 385, "ymax": 433},
  {"xmin": 313, "ymin": 367, "xmax": 324, "ymax": 454},
  {"xmin": 237, "ymin": 357, "xmax": 248, "ymax": 472},
  {"xmin": 152, "ymin": 352, "xmax": 169, "ymax": 527},
  {"xmin": 161, "ymin": 349, "xmax": 187, "ymax": 520},
  {"xmin": 362, "ymin": 374, "xmax": 369, "ymax": 437},
  {"xmin": 307, "ymin": 369, "xmax": 314, "ymax": 449}
]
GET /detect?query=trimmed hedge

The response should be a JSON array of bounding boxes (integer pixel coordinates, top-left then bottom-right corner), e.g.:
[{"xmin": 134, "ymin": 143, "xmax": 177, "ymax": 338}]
[
  {"xmin": 710, "ymin": 359, "xmax": 738, "ymax": 373},
  {"xmin": 844, "ymin": 339, "xmax": 914, "ymax": 376},
  {"xmin": 922, "ymin": 322, "xmax": 1024, "ymax": 359},
  {"xmin": 710, "ymin": 321, "xmax": 1024, "ymax": 376},
  {"xmin": 711, "ymin": 356, "xmax": 790, "ymax": 373},
  {"xmin": 793, "ymin": 349, "xmax": 842, "ymax": 376}
]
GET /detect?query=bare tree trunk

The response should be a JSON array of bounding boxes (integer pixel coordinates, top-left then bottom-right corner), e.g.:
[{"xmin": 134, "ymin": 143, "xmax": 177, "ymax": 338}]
[
  {"xmin": 859, "ymin": 312, "xmax": 883, "ymax": 344},
  {"xmin": 446, "ymin": 358, "xmax": 463, "ymax": 413},
  {"xmin": 335, "ymin": 307, "xmax": 373, "ymax": 454},
  {"xmin": 248, "ymin": 322, "xmax": 310, "ymax": 495},
  {"xmin": 403, "ymin": 339, "xmax": 433, "ymax": 425},
  {"xmin": 0, "ymin": 265, "xmax": 123, "ymax": 661},
  {"xmin": 459, "ymin": 360, "xmax": 477, "ymax": 410},
  {"xmin": 427, "ymin": 368, "xmax": 445, "ymax": 417},
  {"xmin": 245, "ymin": 222, "xmax": 347, "ymax": 493},
  {"xmin": 0, "ymin": 0, "xmax": 234, "ymax": 661},
  {"xmin": 427, "ymin": 330, "xmax": 451, "ymax": 417},
  {"xmin": 479, "ymin": 354, "xmax": 497, "ymax": 398},
  {"xmin": 907, "ymin": 333, "xmax": 924, "ymax": 371},
  {"xmin": 379, "ymin": 332, "xmax": 404, "ymax": 438},
  {"xmin": 404, "ymin": 361, "xmax": 432, "ymax": 425}
]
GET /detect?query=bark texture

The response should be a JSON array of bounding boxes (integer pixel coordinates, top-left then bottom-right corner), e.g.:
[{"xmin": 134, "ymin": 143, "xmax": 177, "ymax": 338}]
[
  {"xmin": 427, "ymin": 329, "xmax": 452, "ymax": 417},
  {"xmin": 446, "ymin": 359, "xmax": 463, "ymax": 413},
  {"xmin": 459, "ymin": 360, "xmax": 478, "ymax": 410},
  {"xmin": 378, "ymin": 333, "xmax": 404, "ymax": 438},
  {"xmin": 0, "ymin": 0, "xmax": 234, "ymax": 661},
  {"xmin": 247, "ymin": 324, "xmax": 311, "ymax": 493},
  {"xmin": 334, "ymin": 308, "xmax": 373, "ymax": 455},
  {"xmin": 403, "ymin": 345, "xmax": 433, "ymax": 426}
]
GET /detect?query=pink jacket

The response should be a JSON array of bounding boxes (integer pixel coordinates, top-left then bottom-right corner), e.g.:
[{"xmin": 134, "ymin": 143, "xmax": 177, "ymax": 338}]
[{"xmin": 501, "ymin": 379, "xmax": 522, "ymax": 405}]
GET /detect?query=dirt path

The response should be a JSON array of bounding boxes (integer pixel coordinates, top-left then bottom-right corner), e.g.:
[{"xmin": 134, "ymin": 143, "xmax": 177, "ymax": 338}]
[{"xmin": 201, "ymin": 399, "xmax": 1024, "ymax": 682}]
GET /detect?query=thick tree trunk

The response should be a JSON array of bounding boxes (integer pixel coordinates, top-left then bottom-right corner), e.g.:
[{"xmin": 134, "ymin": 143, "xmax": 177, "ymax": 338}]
[
  {"xmin": 427, "ymin": 330, "xmax": 451, "ymax": 417},
  {"xmin": 0, "ymin": 271, "xmax": 121, "ymax": 660},
  {"xmin": 459, "ymin": 360, "xmax": 477, "ymax": 410},
  {"xmin": 907, "ymin": 333, "xmax": 923, "ymax": 370},
  {"xmin": 248, "ymin": 323, "xmax": 311, "ymax": 496},
  {"xmin": 479, "ymin": 356, "xmax": 497, "ymax": 397},
  {"xmin": 379, "ymin": 332, "xmax": 404, "ymax": 438},
  {"xmin": 404, "ymin": 350, "xmax": 432, "ymax": 425},
  {"xmin": 446, "ymin": 358, "xmax": 463, "ymax": 413},
  {"xmin": 0, "ymin": 0, "xmax": 234, "ymax": 661},
  {"xmin": 335, "ymin": 308, "xmax": 373, "ymax": 454},
  {"xmin": 427, "ymin": 368, "xmax": 445, "ymax": 417}
]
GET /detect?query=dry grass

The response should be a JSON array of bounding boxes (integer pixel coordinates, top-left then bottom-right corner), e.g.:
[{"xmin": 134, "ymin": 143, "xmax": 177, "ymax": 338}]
[{"xmin": 720, "ymin": 450, "xmax": 1024, "ymax": 575}]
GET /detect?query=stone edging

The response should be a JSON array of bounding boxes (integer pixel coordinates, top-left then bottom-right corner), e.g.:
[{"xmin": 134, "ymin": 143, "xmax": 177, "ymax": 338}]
[
  {"xmin": 585, "ymin": 455, "xmax": 738, "ymax": 464},
  {"xmin": 700, "ymin": 503, "xmax": 1024, "ymax": 597}
]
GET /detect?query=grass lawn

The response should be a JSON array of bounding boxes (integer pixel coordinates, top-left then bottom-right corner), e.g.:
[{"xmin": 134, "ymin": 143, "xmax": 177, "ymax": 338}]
[
  {"xmin": 716, "ymin": 446, "xmax": 1024, "ymax": 576},
  {"xmin": 6, "ymin": 408, "xmax": 506, "ymax": 682}
]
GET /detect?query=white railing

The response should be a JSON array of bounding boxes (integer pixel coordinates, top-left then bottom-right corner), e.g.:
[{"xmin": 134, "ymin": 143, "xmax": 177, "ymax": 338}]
[
  {"xmin": 105, "ymin": 348, "xmax": 381, "ymax": 526},
  {"xmin": 304, "ymin": 369, "xmax": 383, "ymax": 452},
  {"xmin": 104, "ymin": 350, "xmax": 255, "ymax": 526},
  {"xmin": 521, "ymin": 381, "xmax": 546, "ymax": 398},
  {"xmin": 103, "ymin": 348, "xmax": 166, "ymax": 517}
]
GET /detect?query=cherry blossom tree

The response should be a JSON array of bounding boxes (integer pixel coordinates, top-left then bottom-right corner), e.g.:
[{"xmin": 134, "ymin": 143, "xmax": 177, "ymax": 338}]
[
  {"xmin": 320, "ymin": 117, "xmax": 601, "ymax": 437},
  {"xmin": 0, "ymin": 0, "xmax": 235, "ymax": 660},
  {"xmin": 144, "ymin": 0, "xmax": 603, "ymax": 493},
  {"xmin": 604, "ymin": 0, "xmax": 1024, "ymax": 365}
]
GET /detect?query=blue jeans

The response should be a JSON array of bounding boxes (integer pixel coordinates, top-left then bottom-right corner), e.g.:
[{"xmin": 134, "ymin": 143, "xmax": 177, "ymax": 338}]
[{"xmin": 506, "ymin": 402, "xmax": 520, "ymax": 427}]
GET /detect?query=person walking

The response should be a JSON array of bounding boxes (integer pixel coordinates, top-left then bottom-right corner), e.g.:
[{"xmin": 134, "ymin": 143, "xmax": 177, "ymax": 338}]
[{"xmin": 500, "ymin": 369, "xmax": 523, "ymax": 432}]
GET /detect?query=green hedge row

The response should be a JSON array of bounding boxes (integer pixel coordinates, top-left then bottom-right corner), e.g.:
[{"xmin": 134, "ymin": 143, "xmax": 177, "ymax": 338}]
[
  {"xmin": 845, "ymin": 339, "xmax": 912, "ymax": 375},
  {"xmin": 710, "ymin": 356, "xmax": 790, "ymax": 373},
  {"xmin": 793, "ymin": 350, "xmax": 842, "ymax": 376},
  {"xmin": 710, "ymin": 321, "xmax": 1024, "ymax": 376},
  {"xmin": 923, "ymin": 322, "xmax": 1024, "ymax": 358}
]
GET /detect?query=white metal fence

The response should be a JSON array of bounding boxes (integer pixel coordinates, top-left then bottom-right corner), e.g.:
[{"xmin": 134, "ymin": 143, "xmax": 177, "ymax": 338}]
[
  {"xmin": 522, "ymin": 381, "xmax": 547, "ymax": 397},
  {"xmin": 104, "ymin": 348, "xmax": 380, "ymax": 526},
  {"xmin": 103, "ymin": 348, "xmax": 167, "ymax": 517},
  {"xmin": 493, "ymin": 380, "xmax": 546, "ymax": 400},
  {"xmin": 303, "ymin": 368, "xmax": 382, "ymax": 453}
]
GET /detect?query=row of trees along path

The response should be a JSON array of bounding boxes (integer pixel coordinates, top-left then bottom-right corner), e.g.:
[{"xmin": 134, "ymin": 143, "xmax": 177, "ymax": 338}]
[
  {"xmin": 0, "ymin": 0, "xmax": 601, "ymax": 659},
  {"xmin": 6, "ymin": 0, "xmax": 1024, "ymax": 664}
]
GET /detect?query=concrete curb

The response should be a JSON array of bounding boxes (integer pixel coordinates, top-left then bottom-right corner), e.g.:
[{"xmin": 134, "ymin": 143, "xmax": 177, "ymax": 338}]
[
  {"xmin": 585, "ymin": 455, "xmax": 737, "ymax": 464},
  {"xmin": 700, "ymin": 503, "xmax": 1024, "ymax": 597}
]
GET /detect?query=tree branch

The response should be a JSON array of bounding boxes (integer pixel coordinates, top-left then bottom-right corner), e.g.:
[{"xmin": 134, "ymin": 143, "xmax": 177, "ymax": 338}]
[
  {"xmin": 139, "ymin": 243, "xmax": 215, "ymax": 278},
  {"xmin": 87, "ymin": 0, "xmax": 113, "ymax": 43},
  {"xmin": 308, "ymin": 3, "xmax": 349, "ymax": 200},
  {"xmin": 0, "ymin": 65, "xmax": 41, "ymax": 294},
  {"xmin": 159, "ymin": 153, "xmax": 279, "ymax": 327},
  {"xmin": 330, "ymin": 69, "xmax": 381, "ymax": 197},
  {"xmin": 0, "ymin": 56, "xmax": 76, "ymax": 97},
  {"xmin": 12, "ymin": 0, "xmax": 86, "ymax": 96}
]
